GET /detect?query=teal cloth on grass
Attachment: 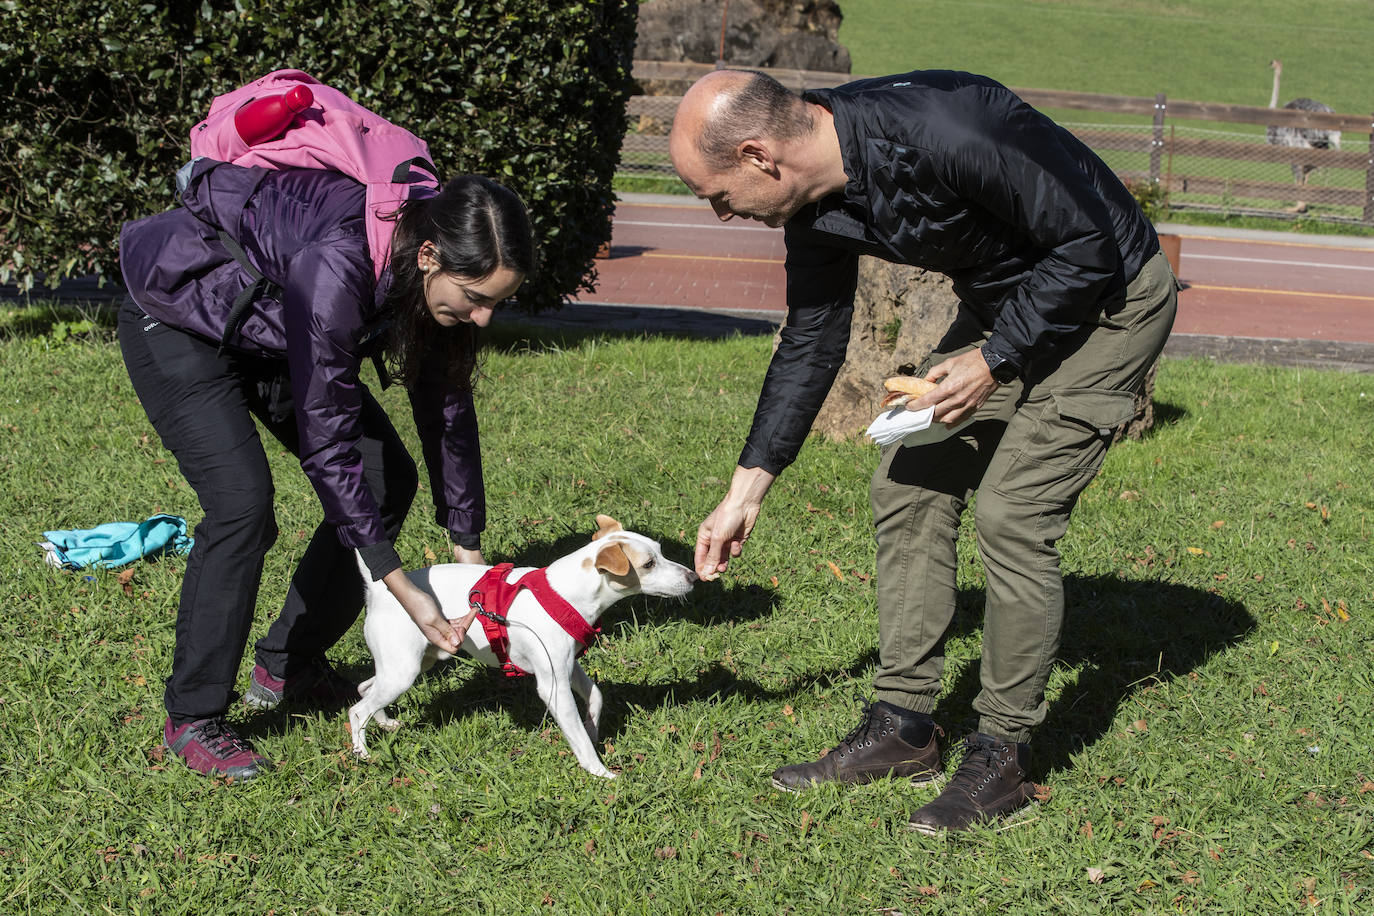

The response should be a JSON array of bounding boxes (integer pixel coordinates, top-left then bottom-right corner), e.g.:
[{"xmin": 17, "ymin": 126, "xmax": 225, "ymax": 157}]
[{"xmin": 41, "ymin": 514, "xmax": 194, "ymax": 570}]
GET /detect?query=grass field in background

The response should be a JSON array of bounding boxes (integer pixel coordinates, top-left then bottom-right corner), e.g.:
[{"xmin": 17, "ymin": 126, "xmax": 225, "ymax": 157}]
[
  {"xmin": 620, "ymin": 0, "xmax": 1374, "ymax": 229},
  {"xmin": 0, "ymin": 306, "xmax": 1369, "ymax": 913},
  {"xmin": 837, "ymin": 0, "xmax": 1374, "ymax": 113}
]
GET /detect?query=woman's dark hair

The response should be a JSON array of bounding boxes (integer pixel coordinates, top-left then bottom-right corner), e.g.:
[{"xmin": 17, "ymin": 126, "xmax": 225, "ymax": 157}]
[{"xmin": 384, "ymin": 174, "xmax": 535, "ymax": 389}]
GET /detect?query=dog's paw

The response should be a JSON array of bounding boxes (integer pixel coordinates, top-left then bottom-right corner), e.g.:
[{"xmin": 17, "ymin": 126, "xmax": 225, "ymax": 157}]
[{"xmin": 377, "ymin": 717, "xmax": 402, "ymax": 733}]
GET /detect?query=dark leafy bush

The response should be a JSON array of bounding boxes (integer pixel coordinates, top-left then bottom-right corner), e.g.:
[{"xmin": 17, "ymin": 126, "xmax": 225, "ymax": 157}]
[
  {"xmin": 1122, "ymin": 176, "xmax": 1172, "ymax": 224},
  {"xmin": 0, "ymin": 0, "xmax": 638, "ymax": 309}
]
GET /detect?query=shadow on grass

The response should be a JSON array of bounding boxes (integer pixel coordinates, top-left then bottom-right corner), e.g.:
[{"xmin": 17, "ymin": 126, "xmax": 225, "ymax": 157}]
[
  {"xmin": 936, "ymin": 574, "xmax": 1255, "ymax": 776},
  {"xmin": 1139, "ymin": 399, "xmax": 1187, "ymax": 438},
  {"xmin": 0, "ymin": 299, "xmax": 119, "ymax": 341},
  {"xmin": 240, "ymin": 544, "xmax": 1250, "ymax": 782},
  {"xmin": 485, "ymin": 302, "xmax": 778, "ymax": 350}
]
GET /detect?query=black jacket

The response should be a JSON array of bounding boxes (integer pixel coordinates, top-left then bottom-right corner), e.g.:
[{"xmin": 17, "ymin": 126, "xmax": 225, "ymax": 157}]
[{"xmin": 739, "ymin": 69, "xmax": 1159, "ymax": 474}]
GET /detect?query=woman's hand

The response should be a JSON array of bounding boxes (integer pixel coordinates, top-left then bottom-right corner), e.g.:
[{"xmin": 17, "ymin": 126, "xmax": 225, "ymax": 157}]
[
  {"xmin": 452, "ymin": 545, "xmax": 484, "ymax": 565},
  {"xmin": 382, "ymin": 568, "xmax": 462, "ymax": 652}
]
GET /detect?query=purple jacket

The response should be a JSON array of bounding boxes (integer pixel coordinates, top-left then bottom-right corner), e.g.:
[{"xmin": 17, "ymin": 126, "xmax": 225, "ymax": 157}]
[{"xmin": 119, "ymin": 162, "xmax": 484, "ymax": 556}]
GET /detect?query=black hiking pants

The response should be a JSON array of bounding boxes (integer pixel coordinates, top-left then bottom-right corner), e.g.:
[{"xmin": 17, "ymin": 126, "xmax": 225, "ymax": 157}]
[{"xmin": 117, "ymin": 297, "xmax": 417, "ymax": 724}]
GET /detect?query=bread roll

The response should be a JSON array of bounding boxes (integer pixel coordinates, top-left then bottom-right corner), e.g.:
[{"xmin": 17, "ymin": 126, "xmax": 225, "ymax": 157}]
[{"xmin": 879, "ymin": 375, "xmax": 938, "ymax": 409}]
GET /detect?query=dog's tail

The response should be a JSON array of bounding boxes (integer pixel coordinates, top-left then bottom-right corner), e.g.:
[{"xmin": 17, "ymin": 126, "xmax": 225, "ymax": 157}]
[{"xmin": 354, "ymin": 550, "xmax": 376, "ymax": 593}]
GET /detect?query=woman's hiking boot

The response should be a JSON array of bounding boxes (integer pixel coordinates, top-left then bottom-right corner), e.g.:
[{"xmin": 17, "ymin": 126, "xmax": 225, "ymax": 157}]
[
  {"xmin": 163, "ymin": 716, "xmax": 273, "ymax": 782},
  {"xmin": 771, "ymin": 700, "xmax": 943, "ymax": 792},
  {"xmin": 245, "ymin": 656, "xmax": 359, "ymax": 710}
]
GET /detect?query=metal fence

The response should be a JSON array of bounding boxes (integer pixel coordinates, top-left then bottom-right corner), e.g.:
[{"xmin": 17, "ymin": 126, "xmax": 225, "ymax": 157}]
[{"xmin": 621, "ymin": 62, "xmax": 1374, "ymax": 225}]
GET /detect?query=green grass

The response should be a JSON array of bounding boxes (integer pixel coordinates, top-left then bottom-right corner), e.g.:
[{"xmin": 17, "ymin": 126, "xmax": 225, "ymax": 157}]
[
  {"xmin": 0, "ymin": 304, "xmax": 1370, "ymax": 913},
  {"xmin": 620, "ymin": 1, "xmax": 1374, "ymax": 225},
  {"xmin": 837, "ymin": 0, "xmax": 1374, "ymax": 113}
]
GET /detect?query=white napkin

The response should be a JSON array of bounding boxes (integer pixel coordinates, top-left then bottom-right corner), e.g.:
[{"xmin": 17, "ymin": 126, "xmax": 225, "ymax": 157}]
[{"xmin": 865, "ymin": 405, "xmax": 971, "ymax": 448}]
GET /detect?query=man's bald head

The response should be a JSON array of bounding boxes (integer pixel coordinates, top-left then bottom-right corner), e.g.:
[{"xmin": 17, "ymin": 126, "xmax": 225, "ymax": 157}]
[{"xmin": 672, "ymin": 69, "xmax": 814, "ymax": 172}]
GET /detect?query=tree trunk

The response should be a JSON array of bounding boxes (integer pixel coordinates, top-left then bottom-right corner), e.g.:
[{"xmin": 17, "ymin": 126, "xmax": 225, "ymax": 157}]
[
  {"xmin": 801, "ymin": 258, "xmax": 960, "ymax": 441},
  {"xmin": 796, "ymin": 256, "xmax": 1160, "ymax": 442}
]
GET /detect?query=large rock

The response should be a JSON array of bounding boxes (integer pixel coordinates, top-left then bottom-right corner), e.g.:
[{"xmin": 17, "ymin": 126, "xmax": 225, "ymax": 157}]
[{"xmin": 636, "ymin": 0, "xmax": 851, "ymax": 73}]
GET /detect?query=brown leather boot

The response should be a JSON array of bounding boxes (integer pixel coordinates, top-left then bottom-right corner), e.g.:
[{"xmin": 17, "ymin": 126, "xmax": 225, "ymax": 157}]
[
  {"xmin": 771, "ymin": 700, "xmax": 943, "ymax": 792},
  {"xmin": 907, "ymin": 732, "xmax": 1036, "ymax": 834}
]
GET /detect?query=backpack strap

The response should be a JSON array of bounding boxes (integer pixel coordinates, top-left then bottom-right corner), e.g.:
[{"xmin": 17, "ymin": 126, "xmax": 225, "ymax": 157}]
[
  {"xmin": 215, "ymin": 229, "xmax": 282, "ymax": 355},
  {"xmin": 391, "ymin": 156, "xmax": 439, "ymax": 185}
]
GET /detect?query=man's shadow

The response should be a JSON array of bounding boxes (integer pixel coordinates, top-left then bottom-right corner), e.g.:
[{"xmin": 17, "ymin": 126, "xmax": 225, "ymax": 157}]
[{"xmin": 931, "ymin": 574, "xmax": 1254, "ymax": 774}]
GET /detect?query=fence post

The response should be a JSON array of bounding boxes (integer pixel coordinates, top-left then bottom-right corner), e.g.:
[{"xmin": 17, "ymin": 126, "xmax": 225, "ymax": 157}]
[
  {"xmin": 1365, "ymin": 115, "xmax": 1374, "ymax": 224},
  {"xmin": 1150, "ymin": 93, "xmax": 1166, "ymax": 184}
]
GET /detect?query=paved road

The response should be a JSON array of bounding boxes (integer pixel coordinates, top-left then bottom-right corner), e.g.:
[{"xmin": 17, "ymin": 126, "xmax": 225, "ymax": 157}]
[
  {"xmin": 576, "ymin": 193, "xmax": 1374, "ymax": 371},
  {"xmin": 9, "ymin": 192, "xmax": 1372, "ymax": 371}
]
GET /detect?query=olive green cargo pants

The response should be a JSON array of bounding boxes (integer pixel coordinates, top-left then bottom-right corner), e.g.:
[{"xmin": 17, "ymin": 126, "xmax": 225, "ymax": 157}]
[{"xmin": 870, "ymin": 250, "xmax": 1178, "ymax": 742}]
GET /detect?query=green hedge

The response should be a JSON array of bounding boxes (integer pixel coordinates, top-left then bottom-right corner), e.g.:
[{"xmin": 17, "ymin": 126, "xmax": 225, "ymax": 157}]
[{"xmin": 0, "ymin": 0, "xmax": 638, "ymax": 309}]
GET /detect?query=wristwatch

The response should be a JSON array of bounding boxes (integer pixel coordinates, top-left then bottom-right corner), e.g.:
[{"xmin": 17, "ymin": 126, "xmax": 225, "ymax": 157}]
[{"xmin": 981, "ymin": 347, "xmax": 1020, "ymax": 384}]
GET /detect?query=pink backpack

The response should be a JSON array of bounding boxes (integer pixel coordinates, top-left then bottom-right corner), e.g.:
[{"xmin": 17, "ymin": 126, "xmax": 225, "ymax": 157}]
[{"xmin": 189, "ymin": 69, "xmax": 439, "ymax": 281}]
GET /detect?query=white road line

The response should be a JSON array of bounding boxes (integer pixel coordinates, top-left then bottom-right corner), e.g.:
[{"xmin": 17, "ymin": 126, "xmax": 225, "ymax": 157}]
[{"xmin": 1186, "ymin": 253, "xmax": 1374, "ymax": 272}]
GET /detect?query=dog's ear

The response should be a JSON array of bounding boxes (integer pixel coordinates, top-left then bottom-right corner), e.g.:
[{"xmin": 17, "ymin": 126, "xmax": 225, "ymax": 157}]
[
  {"xmin": 594, "ymin": 542, "xmax": 631, "ymax": 576},
  {"xmin": 592, "ymin": 514, "xmax": 623, "ymax": 541}
]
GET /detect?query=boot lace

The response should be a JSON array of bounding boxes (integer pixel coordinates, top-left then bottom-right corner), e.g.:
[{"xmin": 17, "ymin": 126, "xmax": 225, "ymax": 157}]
[
  {"xmin": 833, "ymin": 700, "xmax": 886, "ymax": 758},
  {"xmin": 196, "ymin": 719, "xmax": 254, "ymax": 760},
  {"xmin": 948, "ymin": 738, "xmax": 1004, "ymax": 798}
]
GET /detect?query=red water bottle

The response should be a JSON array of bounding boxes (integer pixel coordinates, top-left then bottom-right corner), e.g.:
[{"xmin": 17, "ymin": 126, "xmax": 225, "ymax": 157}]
[{"xmin": 233, "ymin": 85, "xmax": 314, "ymax": 145}]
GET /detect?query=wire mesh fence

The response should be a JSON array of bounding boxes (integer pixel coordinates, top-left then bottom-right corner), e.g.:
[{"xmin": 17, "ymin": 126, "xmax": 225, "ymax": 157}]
[{"xmin": 618, "ymin": 64, "xmax": 1374, "ymax": 225}]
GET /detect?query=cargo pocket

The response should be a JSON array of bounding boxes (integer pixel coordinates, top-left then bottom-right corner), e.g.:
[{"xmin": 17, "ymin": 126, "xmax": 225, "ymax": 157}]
[
  {"xmin": 1051, "ymin": 388, "xmax": 1137, "ymax": 436},
  {"xmin": 987, "ymin": 388, "xmax": 1137, "ymax": 508}
]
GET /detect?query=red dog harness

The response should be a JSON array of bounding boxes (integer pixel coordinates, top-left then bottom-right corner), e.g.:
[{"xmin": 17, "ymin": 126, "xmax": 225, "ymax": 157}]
[{"xmin": 467, "ymin": 563, "xmax": 601, "ymax": 677}]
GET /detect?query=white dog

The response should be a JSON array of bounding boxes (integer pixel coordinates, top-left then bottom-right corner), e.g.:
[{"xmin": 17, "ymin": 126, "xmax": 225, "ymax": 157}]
[{"xmin": 350, "ymin": 515, "xmax": 695, "ymax": 778}]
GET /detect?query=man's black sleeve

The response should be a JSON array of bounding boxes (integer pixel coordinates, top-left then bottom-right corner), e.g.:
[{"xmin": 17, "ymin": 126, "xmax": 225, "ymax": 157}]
[{"xmin": 738, "ymin": 227, "xmax": 858, "ymax": 475}]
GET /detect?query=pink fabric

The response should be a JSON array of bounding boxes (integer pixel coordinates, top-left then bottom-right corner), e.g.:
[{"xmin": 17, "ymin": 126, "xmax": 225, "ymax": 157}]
[{"xmin": 189, "ymin": 69, "xmax": 438, "ymax": 281}]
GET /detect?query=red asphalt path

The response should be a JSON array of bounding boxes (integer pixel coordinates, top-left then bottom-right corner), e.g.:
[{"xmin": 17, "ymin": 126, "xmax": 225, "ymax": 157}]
[{"xmin": 582, "ymin": 194, "xmax": 1374, "ymax": 345}]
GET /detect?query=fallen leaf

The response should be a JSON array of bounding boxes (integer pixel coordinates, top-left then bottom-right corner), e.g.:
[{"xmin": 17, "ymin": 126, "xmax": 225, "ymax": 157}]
[
  {"xmin": 826, "ymin": 561, "xmax": 844, "ymax": 581},
  {"xmin": 1211, "ymin": 520, "xmax": 1225, "ymax": 529},
  {"xmin": 654, "ymin": 846, "xmax": 677, "ymax": 859},
  {"xmin": 1080, "ymin": 821, "xmax": 1094, "ymax": 838},
  {"xmin": 423, "ymin": 545, "xmax": 437, "ymax": 562},
  {"xmin": 1335, "ymin": 601, "xmax": 1351, "ymax": 622},
  {"xmin": 1086, "ymin": 867, "xmax": 1105, "ymax": 884},
  {"xmin": 584, "ymin": 839, "xmax": 595, "ymax": 857},
  {"xmin": 1134, "ymin": 719, "xmax": 1149, "ymax": 732},
  {"xmin": 782, "ymin": 704, "xmax": 794, "ymax": 717},
  {"xmin": 917, "ymin": 886, "xmax": 939, "ymax": 897},
  {"xmin": 1186, "ymin": 546, "xmax": 1205, "ymax": 556},
  {"xmin": 800, "ymin": 810, "xmax": 812, "ymax": 837},
  {"xmin": 1119, "ymin": 490, "xmax": 1140, "ymax": 501}
]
